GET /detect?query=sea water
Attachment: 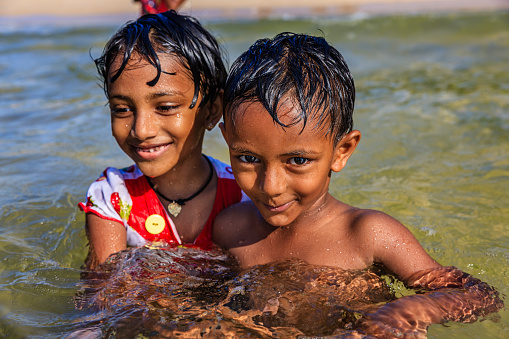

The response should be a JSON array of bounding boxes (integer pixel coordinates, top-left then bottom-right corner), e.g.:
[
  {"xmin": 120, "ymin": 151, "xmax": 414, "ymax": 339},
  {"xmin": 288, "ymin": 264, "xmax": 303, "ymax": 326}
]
[{"xmin": 0, "ymin": 11, "xmax": 508, "ymax": 338}]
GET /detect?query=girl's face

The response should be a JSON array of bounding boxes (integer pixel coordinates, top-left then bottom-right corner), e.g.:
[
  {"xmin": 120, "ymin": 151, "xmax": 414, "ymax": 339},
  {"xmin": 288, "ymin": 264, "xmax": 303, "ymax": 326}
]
[{"xmin": 107, "ymin": 54, "xmax": 218, "ymax": 178}]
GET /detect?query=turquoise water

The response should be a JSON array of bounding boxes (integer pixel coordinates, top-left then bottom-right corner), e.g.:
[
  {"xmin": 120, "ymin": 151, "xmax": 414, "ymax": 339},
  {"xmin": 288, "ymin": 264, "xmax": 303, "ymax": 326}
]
[{"xmin": 0, "ymin": 11, "xmax": 508, "ymax": 338}]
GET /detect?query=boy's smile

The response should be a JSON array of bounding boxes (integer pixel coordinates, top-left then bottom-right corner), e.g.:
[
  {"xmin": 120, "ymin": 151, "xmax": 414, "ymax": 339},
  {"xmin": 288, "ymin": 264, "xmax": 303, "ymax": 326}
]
[
  {"xmin": 222, "ymin": 101, "xmax": 359, "ymax": 227},
  {"xmin": 107, "ymin": 54, "xmax": 213, "ymax": 179}
]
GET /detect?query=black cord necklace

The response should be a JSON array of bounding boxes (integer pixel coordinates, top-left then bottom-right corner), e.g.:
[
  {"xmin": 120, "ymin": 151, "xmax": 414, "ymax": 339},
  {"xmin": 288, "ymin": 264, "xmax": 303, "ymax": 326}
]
[{"xmin": 146, "ymin": 155, "xmax": 214, "ymax": 217}]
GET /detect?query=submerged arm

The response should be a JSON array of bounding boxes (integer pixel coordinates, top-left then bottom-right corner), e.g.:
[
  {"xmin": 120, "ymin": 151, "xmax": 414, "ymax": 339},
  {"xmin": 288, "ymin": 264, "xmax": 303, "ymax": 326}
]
[
  {"xmin": 356, "ymin": 266, "xmax": 504, "ymax": 338},
  {"xmin": 354, "ymin": 213, "xmax": 503, "ymax": 336}
]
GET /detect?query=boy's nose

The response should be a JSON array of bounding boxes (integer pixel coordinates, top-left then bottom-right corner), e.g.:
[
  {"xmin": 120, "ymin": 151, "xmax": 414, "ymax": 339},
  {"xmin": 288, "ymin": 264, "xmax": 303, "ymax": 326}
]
[
  {"xmin": 131, "ymin": 111, "xmax": 158, "ymax": 140},
  {"xmin": 259, "ymin": 165, "xmax": 286, "ymax": 196}
]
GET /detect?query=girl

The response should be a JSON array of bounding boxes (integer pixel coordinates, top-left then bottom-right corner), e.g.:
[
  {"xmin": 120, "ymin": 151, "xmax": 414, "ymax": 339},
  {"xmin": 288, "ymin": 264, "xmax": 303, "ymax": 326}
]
[
  {"xmin": 79, "ymin": 11, "xmax": 246, "ymax": 269},
  {"xmin": 134, "ymin": 0, "xmax": 186, "ymax": 15}
]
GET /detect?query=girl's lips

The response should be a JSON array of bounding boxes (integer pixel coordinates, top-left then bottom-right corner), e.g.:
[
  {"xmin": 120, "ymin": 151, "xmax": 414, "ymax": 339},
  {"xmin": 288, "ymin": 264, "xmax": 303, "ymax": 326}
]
[
  {"xmin": 263, "ymin": 200, "xmax": 293, "ymax": 213},
  {"xmin": 132, "ymin": 143, "xmax": 171, "ymax": 159}
]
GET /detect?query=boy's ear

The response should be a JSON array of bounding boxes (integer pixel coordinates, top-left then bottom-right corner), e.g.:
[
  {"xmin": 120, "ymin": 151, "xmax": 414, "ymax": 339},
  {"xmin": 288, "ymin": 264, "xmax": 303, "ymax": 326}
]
[
  {"xmin": 331, "ymin": 130, "xmax": 361, "ymax": 172},
  {"xmin": 205, "ymin": 90, "xmax": 224, "ymax": 129},
  {"xmin": 219, "ymin": 122, "xmax": 227, "ymax": 142}
]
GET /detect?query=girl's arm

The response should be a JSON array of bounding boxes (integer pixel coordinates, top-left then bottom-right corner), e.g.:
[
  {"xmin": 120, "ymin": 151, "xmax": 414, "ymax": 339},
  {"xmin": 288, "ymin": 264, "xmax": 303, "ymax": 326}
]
[{"xmin": 85, "ymin": 213, "xmax": 126, "ymax": 270}]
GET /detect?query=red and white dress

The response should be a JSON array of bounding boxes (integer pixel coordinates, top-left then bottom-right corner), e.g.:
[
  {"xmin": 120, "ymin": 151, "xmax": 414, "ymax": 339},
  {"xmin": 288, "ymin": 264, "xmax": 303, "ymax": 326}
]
[{"xmin": 79, "ymin": 156, "xmax": 247, "ymax": 250}]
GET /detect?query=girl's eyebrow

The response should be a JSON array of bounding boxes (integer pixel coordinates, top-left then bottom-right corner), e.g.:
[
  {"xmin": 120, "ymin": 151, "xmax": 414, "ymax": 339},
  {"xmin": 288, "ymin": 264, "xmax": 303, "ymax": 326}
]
[
  {"xmin": 108, "ymin": 94, "xmax": 130, "ymax": 101},
  {"xmin": 150, "ymin": 91, "xmax": 185, "ymax": 99},
  {"xmin": 109, "ymin": 91, "xmax": 185, "ymax": 100}
]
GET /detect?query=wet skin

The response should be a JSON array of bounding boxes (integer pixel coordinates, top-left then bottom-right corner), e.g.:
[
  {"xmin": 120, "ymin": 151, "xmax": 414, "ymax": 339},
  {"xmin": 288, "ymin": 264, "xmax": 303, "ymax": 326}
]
[
  {"xmin": 214, "ymin": 100, "xmax": 440, "ymax": 281},
  {"xmin": 109, "ymin": 54, "xmax": 212, "ymax": 181},
  {"xmin": 86, "ymin": 54, "xmax": 222, "ymax": 267}
]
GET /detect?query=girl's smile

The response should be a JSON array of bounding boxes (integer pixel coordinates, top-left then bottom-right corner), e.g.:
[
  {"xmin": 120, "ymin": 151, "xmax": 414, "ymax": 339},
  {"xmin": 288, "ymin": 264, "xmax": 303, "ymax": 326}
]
[
  {"xmin": 133, "ymin": 143, "xmax": 172, "ymax": 159},
  {"xmin": 107, "ymin": 54, "xmax": 214, "ymax": 180}
]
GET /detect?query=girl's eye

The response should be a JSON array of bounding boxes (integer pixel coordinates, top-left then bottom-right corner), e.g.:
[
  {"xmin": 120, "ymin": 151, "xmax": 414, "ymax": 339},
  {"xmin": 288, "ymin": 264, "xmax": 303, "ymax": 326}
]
[
  {"xmin": 110, "ymin": 107, "xmax": 132, "ymax": 118},
  {"xmin": 158, "ymin": 105, "xmax": 178, "ymax": 113},
  {"xmin": 289, "ymin": 157, "xmax": 309, "ymax": 165},
  {"xmin": 239, "ymin": 155, "xmax": 259, "ymax": 163}
]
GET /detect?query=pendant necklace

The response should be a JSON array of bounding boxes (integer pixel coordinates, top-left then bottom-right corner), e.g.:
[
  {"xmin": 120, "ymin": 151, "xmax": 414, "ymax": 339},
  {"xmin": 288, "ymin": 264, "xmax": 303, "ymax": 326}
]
[{"xmin": 146, "ymin": 155, "xmax": 214, "ymax": 218}]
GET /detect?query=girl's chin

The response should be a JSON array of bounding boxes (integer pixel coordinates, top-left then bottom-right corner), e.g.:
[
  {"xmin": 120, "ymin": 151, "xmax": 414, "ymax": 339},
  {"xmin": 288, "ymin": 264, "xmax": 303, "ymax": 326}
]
[{"xmin": 136, "ymin": 163, "xmax": 173, "ymax": 179}]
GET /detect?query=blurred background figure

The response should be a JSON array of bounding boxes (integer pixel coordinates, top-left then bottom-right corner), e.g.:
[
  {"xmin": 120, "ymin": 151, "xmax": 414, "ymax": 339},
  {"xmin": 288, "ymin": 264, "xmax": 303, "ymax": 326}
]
[{"xmin": 134, "ymin": 0, "xmax": 186, "ymax": 14}]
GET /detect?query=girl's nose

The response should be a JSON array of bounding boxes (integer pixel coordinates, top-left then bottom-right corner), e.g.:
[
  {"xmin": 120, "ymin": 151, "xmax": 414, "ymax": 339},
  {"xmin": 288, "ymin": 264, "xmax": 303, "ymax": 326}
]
[
  {"xmin": 131, "ymin": 111, "xmax": 158, "ymax": 140},
  {"xmin": 259, "ymin": 165, "xmax": 286, "ymax": 197}
]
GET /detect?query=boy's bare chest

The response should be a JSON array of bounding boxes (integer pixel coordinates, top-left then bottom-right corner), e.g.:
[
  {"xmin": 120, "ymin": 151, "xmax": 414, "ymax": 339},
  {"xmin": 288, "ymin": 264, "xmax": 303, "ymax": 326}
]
[{"xmin": 235, "ymin": 226, "xmax": 371, "ymax": 270}]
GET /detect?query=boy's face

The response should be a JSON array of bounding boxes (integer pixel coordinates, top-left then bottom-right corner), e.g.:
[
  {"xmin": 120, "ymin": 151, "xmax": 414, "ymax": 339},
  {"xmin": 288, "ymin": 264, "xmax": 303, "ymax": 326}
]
[
  {"xmin": 107, "ymin": 54, "xmax": 217, "ymax": 178},
  {"xmin": 222, "ymin": 101, "xmax": 359, "ymax": 227}
]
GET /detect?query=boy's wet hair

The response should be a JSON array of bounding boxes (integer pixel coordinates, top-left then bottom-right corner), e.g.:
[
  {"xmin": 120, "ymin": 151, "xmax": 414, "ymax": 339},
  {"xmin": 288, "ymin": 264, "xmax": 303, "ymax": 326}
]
[
  {"xmin": 224, "ymin": 32, "xmax": 355, "ymax": 144},
  {"xmin": 95, "ymin": 10, "xmax": 226, "ymax": 108}
]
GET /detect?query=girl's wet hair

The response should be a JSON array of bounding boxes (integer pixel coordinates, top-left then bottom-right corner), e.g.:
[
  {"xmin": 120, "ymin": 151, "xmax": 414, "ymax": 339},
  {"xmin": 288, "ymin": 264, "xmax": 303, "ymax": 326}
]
[
  {"xmin": 95, "ymin": 10, "xmax": 226, "ymax": 108},
  {"xmin": 224, "ymin": 32, "xmax": 355, "ymax": 144}
]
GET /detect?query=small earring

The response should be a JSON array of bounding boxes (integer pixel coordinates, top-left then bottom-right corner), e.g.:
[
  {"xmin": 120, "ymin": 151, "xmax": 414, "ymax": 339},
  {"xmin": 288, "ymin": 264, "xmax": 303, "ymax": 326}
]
[{"xmin": 207, "ymin": 123, "xmax": 214, "ymax": 131}]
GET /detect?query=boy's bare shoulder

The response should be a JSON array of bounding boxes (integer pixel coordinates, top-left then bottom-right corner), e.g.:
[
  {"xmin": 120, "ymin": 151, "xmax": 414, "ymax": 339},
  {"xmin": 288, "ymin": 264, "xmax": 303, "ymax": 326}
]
[
  {"xmin": 212, "ymin": 201, "xmax": 263, "ymax": 250},
  {"xmin": 344, "ymin": 205, "xmax": 440, "ymax": 279},
  {"xmin": 346, "ymin": 206, "xmax": 419, "ymax": 247}
]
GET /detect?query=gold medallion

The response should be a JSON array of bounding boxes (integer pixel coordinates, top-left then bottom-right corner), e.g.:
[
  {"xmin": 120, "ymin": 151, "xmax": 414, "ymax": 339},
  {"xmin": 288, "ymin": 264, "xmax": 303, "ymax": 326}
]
[
  {"xmin": 168, "ymin": 202, "xmax": 182, "ymax": 217},
  {"xmin": 145, "ymin": 214, "xmax": 165, "ymax": 235}
]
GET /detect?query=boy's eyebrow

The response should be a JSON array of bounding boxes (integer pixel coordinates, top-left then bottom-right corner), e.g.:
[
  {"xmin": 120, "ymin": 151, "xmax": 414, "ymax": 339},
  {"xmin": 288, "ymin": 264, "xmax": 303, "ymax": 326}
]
[
  {"xmin": 282, "ymin": 150, "xmax": 320, "ymax": 157},
  {"xmin": 229, "ymin": 145, "xmax": 254, "ymax": 154},
  {"xmin": 230, "ymin": 144, "xmax": 319, "ymax": 157}
]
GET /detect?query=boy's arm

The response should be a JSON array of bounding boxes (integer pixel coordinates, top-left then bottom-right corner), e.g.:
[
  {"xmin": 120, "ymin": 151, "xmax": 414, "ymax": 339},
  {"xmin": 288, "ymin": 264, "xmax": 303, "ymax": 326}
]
[
  {"xmin": 355, "ymin": 266, "xmax": 504, "ymax": 337},
  {"xmin": 85, "ymin": 213, "xmax": 126, "ymax": 270},
  {"xmin": 355, "ymin": 212, "xmax": 503, "ymax": 336},
  {"xmin": 358, "ymin": 210, "xmax": 441, "ymax": 281}
]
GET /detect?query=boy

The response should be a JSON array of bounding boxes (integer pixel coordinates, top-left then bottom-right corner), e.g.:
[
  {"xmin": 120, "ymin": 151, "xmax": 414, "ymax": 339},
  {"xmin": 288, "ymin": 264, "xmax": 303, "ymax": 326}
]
[
  {"xmin": 213, "ymin": 33, "xmax": 503, "ymax": 336},
  {"xmin": 213, "ymin": 32, "xmax": 440, "ymax": 282}
]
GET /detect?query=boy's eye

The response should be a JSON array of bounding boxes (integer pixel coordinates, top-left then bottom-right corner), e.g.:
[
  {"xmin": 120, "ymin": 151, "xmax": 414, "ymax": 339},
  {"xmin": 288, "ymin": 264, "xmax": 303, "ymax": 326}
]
[
  {"xmin": 289, "ymin": 157, "xmax": 309, "ymax": 165},
  {"xmin": 239, "ymin": 155, "xmax": 259, "ymax": 163}
]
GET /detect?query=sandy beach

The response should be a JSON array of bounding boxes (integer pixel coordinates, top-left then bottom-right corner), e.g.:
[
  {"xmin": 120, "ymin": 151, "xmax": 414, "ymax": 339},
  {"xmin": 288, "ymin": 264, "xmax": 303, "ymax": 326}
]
[{"xmin": 2, "ymin": 0, "xmax": 508, "ymax": 19}]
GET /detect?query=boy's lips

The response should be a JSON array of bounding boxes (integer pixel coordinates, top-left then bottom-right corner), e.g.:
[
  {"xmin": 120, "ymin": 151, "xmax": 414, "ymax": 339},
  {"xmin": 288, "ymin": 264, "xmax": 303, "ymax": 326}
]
[
  {"xmin": 132, "ymin": 143, "xmax": 172, "ymax": 159},
  {"xmin": 263, "ymin": 200, "xmax": 293, "ymax": 213}
]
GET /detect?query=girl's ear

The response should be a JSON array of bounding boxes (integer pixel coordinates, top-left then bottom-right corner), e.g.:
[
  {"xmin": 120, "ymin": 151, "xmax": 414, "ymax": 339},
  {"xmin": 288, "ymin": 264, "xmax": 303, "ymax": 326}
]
[
  {"xmin": 331, "ymin": 130, "xmax": 361, "ymax": 172},
  {"xmin": 205, "ymin": 90, "xmax": 224, "ymax": 130}
]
